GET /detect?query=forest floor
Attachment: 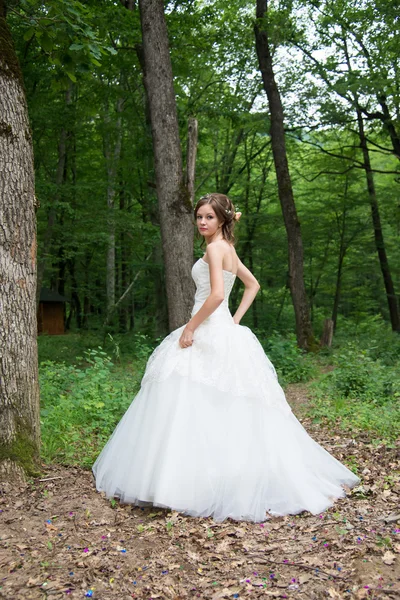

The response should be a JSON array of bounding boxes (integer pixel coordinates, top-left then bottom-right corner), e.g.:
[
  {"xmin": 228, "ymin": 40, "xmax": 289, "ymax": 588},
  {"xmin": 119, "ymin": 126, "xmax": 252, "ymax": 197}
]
[{"xmin": 1, "ymin": 383, "xmax": 399, "ymax": 600}]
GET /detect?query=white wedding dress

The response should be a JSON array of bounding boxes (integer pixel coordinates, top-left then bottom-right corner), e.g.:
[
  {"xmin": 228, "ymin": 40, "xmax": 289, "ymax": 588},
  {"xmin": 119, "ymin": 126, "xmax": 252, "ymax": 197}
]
[{"xmin": 92, "ymin": 257, "xmax": 360, "ymax": 522}]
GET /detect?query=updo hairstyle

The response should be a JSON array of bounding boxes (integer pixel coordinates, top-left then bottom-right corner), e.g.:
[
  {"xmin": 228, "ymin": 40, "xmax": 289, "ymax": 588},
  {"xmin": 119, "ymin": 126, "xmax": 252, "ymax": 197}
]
[{"xmin": 194, "ymin": 193, "xmax": 240, "ymax": 245}]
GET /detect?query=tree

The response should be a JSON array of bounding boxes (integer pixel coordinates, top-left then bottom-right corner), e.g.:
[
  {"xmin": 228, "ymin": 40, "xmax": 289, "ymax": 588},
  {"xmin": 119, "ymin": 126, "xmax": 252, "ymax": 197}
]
[
  {"xmin": 139, "ymin": 0, "xmax": 195, "ymax": 331},
  {"xmin": 254, "ymin": 0, "xmax": 315, "ymax": 349},
  {"xmin": 0, "ymin": 0, "xmax": 40, "ymax": 482},
  {"xmin": 290, "ymin": 1, "xmax": 400, "ymax": 332}
]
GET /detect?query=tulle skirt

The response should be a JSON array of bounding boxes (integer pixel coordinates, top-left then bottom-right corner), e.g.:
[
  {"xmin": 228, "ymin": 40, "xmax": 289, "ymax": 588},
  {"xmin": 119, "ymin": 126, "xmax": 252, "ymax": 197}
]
[{"xmin": 92, "ymin": 320, "xmax": 360, "ymax": 522}]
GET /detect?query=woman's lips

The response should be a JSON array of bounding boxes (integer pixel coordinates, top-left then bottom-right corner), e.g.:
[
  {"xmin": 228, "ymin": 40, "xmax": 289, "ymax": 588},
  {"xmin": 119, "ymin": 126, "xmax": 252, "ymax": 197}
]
[{"xmin": 200, "ymin": 228, "xmax": 207, "ymax": 230}]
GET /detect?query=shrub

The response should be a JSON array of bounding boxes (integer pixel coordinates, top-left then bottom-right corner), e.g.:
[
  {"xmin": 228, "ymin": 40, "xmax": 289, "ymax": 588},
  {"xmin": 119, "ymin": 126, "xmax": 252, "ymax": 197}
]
[
  {"xmin": 40, "ymin": 347, "xmax": 141, "ymax": 467},
  {"xmin": 257, "ymin": 330, "xmax": 317, "ymax": 386},
  {"xmin": 307, "ymin": 341, "xmax": 400, "ymax": 441}
]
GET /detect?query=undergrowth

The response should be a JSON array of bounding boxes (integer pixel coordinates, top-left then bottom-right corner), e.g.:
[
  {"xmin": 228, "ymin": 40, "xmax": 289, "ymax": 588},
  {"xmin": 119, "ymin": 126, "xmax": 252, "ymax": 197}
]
[
  {"xmin": 39, "ymin": 342, "xmax": 153, "ymax": 467},
  {"xmin": 306, "ymin": 317, "xmax": 400, "ymax": 443},
  {"xmin": 258, "ymin": 330, "xmax": 317, "ymax": 386}
]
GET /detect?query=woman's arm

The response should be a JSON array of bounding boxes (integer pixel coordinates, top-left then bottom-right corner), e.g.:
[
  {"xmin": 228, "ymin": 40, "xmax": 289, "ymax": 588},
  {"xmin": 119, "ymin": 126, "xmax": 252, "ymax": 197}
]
[{"xmin": 232, "ymin": 257, "xmax": 260, "ymax": 324}]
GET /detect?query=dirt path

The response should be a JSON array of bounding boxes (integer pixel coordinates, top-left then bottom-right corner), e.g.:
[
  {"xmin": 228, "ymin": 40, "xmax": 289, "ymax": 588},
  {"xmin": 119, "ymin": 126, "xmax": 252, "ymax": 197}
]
[{"xmin": 1, "ymin": 383, "xmax": 399, "ymax": 599}]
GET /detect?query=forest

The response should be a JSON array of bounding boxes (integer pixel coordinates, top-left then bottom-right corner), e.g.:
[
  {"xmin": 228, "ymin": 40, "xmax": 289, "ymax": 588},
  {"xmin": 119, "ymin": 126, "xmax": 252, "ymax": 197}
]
[
  {"xmin": 0, "ymin": 0, "xmax": 399, "ymax": 598},
  {"xmin": 7, "ymin": 0, "xmax": 400, "ymax": 338}
]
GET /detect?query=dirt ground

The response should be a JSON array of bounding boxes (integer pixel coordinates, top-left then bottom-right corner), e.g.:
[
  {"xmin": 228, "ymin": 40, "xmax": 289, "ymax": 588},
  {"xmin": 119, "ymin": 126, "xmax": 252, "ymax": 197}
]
[{"xmin": 1, "ymin": 383, "xmax": 399, "ymax": 600}]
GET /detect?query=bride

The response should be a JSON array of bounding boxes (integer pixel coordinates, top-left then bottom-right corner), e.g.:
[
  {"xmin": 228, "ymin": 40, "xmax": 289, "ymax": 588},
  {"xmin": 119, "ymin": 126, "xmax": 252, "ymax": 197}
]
[{"xmin": 92, "ymin": 192, "xmax": 360, "ymax": 522}]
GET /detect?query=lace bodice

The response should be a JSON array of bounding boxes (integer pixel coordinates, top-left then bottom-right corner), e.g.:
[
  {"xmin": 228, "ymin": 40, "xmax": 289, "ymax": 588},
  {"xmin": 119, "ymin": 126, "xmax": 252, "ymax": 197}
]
[{"xmin": 191, "ymin": 257, "xmax": 236, "ymax": 323}]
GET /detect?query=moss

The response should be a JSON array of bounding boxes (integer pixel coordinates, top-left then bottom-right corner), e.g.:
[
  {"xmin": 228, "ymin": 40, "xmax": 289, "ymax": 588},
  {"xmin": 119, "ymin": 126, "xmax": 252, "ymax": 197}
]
[
  {"xmin": 0, "ymin": 422, "xmax": 41, "ymax": 478},
  {"xmin": 180, "ymin": 182, "xmax": 193, "ymax": 213},
  {"xmin": 0, "ymin": 9, "xmax": 24, "ymax": 88},
  {"xmin": 169, "ymin": 181, "xmax": 192, "ymax": 216},
  {"xmin": 307, "ymin": 333, "xmax": 320, "ymax": 354},
  {"xmin": 0, "ymin": 120, "xmax": 12, "ymax": 138}
]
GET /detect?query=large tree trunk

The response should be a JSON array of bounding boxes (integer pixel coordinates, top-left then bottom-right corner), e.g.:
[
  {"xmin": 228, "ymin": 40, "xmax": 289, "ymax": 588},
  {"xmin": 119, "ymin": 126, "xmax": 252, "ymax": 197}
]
[
  {"xmin": 254, "ymin": 0, "xmax": 315, "ymax": 350},
  {"xmin": 139, "ymin": 0, "xmax": 194, "ymax": 330},
  {"xmin": 0, "ymin": 1, "xmax": 40, "ymax": 483}
]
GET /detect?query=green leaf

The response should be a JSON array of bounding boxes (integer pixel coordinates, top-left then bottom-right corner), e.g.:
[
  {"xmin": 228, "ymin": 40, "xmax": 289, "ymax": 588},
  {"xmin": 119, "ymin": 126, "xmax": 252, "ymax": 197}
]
[
  {"xmin": 39, "ymin": 33, "xmax": 54, "ymax": 53},
  {"xmin": 69, "ymin": 43, "xmax": 84, "ymax": 51},
  {"xmin": 66, "ymin": 71, "xmax": 77, "ymax": 83},
  {"xmin": 23, "ymin": 27, "xmax": 35, "ymax": 41}
]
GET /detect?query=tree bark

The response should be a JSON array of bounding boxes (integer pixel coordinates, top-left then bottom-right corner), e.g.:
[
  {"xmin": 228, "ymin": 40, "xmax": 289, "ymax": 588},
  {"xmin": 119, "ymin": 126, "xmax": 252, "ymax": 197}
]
[
  {"xmin": 0, "ymin": 1, "xmax": 40, "ymax": 482},
  {"xmin": 254, "ymin": 0, "xmax": 315, "ymax": 350},
  {"xmin": 139, "ymin": 0, "xmax": 194, "ymax": 330},
  {"xmin": 320, "ymin": 319, "xmax": 334, "ymax": 348},
  {"xmin": 186, "ymin": 117, "xmax": 198, "ymax": 206}
]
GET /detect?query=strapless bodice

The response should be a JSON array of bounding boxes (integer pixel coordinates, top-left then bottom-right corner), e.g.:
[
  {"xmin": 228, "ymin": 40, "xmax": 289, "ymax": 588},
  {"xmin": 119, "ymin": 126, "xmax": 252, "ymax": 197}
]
[{"xmin": 190, "ymin": 257, "xmax": 236, "ymax": 324}]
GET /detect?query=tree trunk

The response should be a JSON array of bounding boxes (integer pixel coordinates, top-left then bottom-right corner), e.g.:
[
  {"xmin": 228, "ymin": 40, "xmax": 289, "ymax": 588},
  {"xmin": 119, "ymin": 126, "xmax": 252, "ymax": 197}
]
[
  {"xmin": 331, "ymin": 205, "xmax": 347, "ymax": 331},
  {"xmin": 185, "ymin": 117, "xmax": 198, "ymax": 206},
  {"xmin": 332, "ymin": 244, "xmax": 345, "ymax": 331},
  {"xmin": 342, "ymin": 37, "xmax": 400, "ymax": 332},
  {"xmin": 320, "ymin": 319, "xmax": 334, "ymax": 348},
  {"xmin": 103, "ymin": 96, "xmax": 124, "ymax": 321},
  {"xmin": 118, "ymin": 181, "xmax": 130, "ymax": 332},
  {"xmin": 254, "ymin": 0, "xmax": 315, "ymax": 350},
  {"xmin": 139, "ymin": 0, "xmax": 194, "ymax": 330},
  {"xmin": 357, "ymin": 108, "xmax": 400, "ymax": 331},
  {"xmin": 0, "ymin": 2, "xmax": 40, "ymax": 482},
  {"xmin": 67, "ymin": 256, "xmax": 82, "ymax": 329}
]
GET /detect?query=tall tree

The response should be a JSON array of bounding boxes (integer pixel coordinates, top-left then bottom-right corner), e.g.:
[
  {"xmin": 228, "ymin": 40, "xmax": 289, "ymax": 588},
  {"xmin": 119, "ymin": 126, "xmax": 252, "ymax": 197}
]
[
  {"xmin": 254, "ymin": 0, "xmax": 315, "ymax": 349},
  {"xmin": 341, "ymin": 35, "xmax": 400, "ymax": 332},
  {"xmin": 138, "ymin": 0, "xmax": 194, "ymax": 330},
  {"xmin": 0, "ymin": 0, "xmax": 40, "ymax": 482}
]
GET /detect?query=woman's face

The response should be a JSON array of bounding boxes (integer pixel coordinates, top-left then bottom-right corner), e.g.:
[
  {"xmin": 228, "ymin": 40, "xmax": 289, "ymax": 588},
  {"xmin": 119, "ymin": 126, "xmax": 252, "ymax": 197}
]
[{"xmin": 195, "ymin": 204, "xmax": 221, "ymax": 239}]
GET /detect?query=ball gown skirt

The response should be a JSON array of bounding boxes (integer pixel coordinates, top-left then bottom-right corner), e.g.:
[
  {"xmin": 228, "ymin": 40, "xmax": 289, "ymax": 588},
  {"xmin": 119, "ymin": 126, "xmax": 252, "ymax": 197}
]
[{"xmin": 92, "ymin": 258, "xmax": 360, "ymax": 523}]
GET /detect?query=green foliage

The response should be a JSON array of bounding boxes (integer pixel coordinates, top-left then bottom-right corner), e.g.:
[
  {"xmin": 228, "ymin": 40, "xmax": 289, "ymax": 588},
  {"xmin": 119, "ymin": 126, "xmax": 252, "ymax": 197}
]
[
  {"xmin": 12, "ymin": 0, "xmax": 117, "ymax": 86},
  {"xmin": 259, "ymin": 331, "xmax": 317, "ymax": 386},
  {"xmin": 307, "ymin": 335, "xmax": 400, "ymax": 442},
  {"xmin": 333, "ymin": 315, "xmax": 400, "ymax": 366},
  {"xmin": 38, "ymin": 331, "xmax": 157, "ymax": 366},
  {"xmin": 39, "ymin": 347, "xmax": 143, "ymax": 467},
  {"xmin": 6, "ymin": 0, "xmax": 399, "ymax": 338}
]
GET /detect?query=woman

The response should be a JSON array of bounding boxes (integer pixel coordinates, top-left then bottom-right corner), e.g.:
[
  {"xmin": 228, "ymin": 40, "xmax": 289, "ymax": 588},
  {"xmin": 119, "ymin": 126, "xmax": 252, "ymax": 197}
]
[{"xmin": 93, "ymin": 193, "xmax": 360, "ymax": 522}]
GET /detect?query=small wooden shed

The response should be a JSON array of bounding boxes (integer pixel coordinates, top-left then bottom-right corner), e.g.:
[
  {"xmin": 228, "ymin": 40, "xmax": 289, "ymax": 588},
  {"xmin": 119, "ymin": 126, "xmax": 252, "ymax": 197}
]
[{"xmin": 37, "ymin": 289, "xmax": 68, "ymax": 335}]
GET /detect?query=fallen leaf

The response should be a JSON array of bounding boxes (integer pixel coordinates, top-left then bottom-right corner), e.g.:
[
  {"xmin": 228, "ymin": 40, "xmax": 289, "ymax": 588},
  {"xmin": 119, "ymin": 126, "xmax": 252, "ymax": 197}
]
[{"xmin": 382, "ymin": 550, "xmax": 396, "ymax": 565}]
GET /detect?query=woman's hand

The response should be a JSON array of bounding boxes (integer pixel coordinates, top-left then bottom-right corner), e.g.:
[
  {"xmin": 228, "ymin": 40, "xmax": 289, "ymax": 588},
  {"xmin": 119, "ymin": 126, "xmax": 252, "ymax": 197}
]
[{"xmin": 179, "ymin": 325, "xmax": 194, "ymax": 348}]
